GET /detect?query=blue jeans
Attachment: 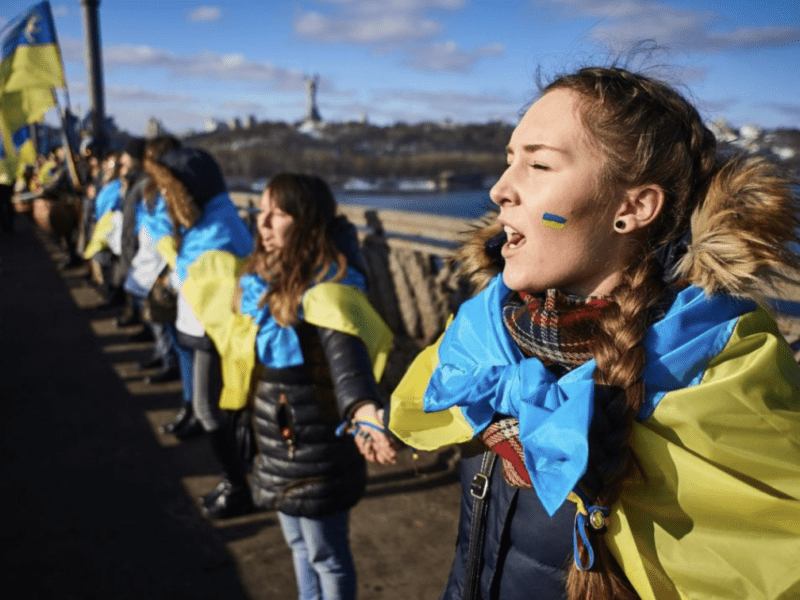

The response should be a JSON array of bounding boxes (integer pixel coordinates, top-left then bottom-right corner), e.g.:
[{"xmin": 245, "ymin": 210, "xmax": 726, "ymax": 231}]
[
  {"xmin": 277, "ymin": 511, "xmax": 356, "ymax": 600},
  {"xmin": 167, "ymin": 324, "xmax": 193, "ymax": 403}
]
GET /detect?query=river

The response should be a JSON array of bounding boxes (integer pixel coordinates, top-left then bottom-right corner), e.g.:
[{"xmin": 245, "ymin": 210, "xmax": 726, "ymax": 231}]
[{"xmin": 335, "ymin": 189, "xmax": 496, "ymax": 220}]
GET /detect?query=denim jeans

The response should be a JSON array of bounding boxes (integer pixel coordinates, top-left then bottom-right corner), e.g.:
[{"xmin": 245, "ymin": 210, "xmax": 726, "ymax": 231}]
[
  {"xmin": 167, "ymin": 324, "xmax": 193, "ymax": 403},
  {"xmin": 277, "ymin": 510, "xmax": 356, "ymax": 600}
]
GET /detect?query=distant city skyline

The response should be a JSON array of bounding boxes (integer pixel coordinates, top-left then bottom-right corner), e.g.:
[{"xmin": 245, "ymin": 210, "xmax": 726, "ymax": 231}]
[{"xmin": 2, "ymin": 0, "xmax": 798, "ymax": 135}]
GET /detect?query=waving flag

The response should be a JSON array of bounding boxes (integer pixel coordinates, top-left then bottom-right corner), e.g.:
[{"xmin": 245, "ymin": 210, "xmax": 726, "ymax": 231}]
[
  {"xmin": 0, "ymin": 2, "xmax": 65, "ymax": 178},
  {"xmin": 1, "ymin": 1, "xmax": 65, "ymax": 91}
]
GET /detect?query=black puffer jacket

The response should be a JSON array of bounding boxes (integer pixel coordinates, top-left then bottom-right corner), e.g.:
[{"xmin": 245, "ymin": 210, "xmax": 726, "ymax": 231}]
[{"xmin": 250, "ymin": 321, "xmax": 380, "ymax": 518}]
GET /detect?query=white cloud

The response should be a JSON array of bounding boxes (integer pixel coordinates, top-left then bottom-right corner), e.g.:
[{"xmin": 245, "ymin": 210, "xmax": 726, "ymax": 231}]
[
  {"xmin": 188, "ymin": 6, "xmax": 222, "ymax": 23},
  {"xmin": 218, "ymin": 100, "xmax": 266, "ymax": 113},
  {"xmin": 98, "ymin": 44, "xmax": 308, "ymax": 91},
  {"xmin": 59, "ymin": 37, "xmax": 84, "ymax": 62},
  {"xmin": 105, "ymin": 85, "xmax": 193, "ymax": 104},
  {"xmin": 294, "ymin": 0, "xmax": 465, "ymax": 44},
  {"xmin": 404, "ymin": 41, "xmax": 504, "ymax": 73},
  {"xmin": 762, "ymin": 102, "xmax": 800, "ymax": 120},
  {"xmin": 295, "ymin": 0, "xmax": 504, "ymax": 73},
  {"xmin": 373, "ymin": 87, "xmax": 520, "ymax": 112},
  {"xmin": 295, "ymin": 11, "xmax": 441, "ymax": 43},
  {"xmin": 539, "ymin": 0, "xmax": 800, "ymax": 52}
]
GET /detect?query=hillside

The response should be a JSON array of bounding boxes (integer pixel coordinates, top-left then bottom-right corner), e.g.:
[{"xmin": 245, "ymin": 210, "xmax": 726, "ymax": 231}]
[
  {"xmin": 184, "ymin": 120, "xmax": 513, "ymax": 190},
  {"xmin": 183, "ymin": 118, "xmax": 799, "ymax": 191}
]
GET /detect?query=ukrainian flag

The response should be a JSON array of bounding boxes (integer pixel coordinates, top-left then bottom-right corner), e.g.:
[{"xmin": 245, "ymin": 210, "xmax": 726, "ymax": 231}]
[
  {"xmin": 0, "ymin": 1, "xmax": 65, "ymax": 91},
  {"xmin": 542, "ymin": 212, "xmax": 567, "ymax": 230},
  {"xmin": 0, "ymin": 111, "xmax": 36, "ymax": 181},
  {"xmin": 1, "ymin": 2, "xmax": 65, "ymax": 178},
  {"xmin": 389, "ymin": 276, "xmax": 800, "ymax": 598},
  {"xmin": 215, "ymin": 267, "xmax": 393, "ymax": 410}
]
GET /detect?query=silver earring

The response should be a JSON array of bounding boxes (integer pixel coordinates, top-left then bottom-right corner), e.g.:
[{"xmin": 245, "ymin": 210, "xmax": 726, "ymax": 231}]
[{"xmin": 614, "ymin": 220, "xmax": 626, "ymax": 231}]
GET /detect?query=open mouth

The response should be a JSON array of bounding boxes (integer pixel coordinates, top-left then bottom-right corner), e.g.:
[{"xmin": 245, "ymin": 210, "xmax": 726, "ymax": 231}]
[{"xmin": 504, "ymin": 225, "xmax": 525, "ymax": 249}]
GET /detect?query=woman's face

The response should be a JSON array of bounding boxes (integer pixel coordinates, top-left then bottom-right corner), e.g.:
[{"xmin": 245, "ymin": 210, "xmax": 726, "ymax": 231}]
[
  {"xmin": 490, "ymin": 88, "xmax": 627, "ymax": 297},
  {"xmin": 257, "ymin": 188, "xmax": 294, "ymax": 253}
]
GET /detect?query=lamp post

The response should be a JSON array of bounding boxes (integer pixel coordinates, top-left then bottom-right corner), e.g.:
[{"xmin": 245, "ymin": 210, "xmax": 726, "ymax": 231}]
[{"xmin": 80, "ymin": 0, "xmax": 106, "ymax": 155}]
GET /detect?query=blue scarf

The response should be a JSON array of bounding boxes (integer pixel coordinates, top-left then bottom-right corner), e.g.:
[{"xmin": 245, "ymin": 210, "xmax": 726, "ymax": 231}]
[
  {"xmin": 239, "ymin": 264, "xmax": 367, "ymax": 369},
  {"xmin": 424, "ymin": 275, "xmax": 754, "ymax": 515}
]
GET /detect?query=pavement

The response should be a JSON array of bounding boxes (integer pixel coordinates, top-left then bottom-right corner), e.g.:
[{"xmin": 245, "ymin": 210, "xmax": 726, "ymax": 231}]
[
  {"xmin": 4, "ymin": 210, "xmax": 796, "ymax": 600},
  {"xmin": 0, "ymin": 215, "xmax": 462, "ymax": 600}
]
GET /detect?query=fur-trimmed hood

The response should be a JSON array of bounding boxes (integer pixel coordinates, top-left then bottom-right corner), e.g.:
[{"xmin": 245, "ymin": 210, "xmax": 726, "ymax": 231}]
[
  {"xmin": 457, "ymin": 155, "xmax": 799, "ymax": 304},
  {"xmin": 144, "ymin": 147, "xmax": 227, "ymax": 231}
]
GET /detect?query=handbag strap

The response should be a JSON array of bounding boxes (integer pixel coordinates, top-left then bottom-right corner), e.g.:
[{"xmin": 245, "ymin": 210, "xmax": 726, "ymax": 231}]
[{"xmin": 463, "ymin": 450, "xmax": 498, "ymax": 600}]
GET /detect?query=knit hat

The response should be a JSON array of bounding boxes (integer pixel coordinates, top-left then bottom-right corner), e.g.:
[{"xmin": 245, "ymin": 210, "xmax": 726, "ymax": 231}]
[
  {"xmin": 124, "ymin": 137, "xmax": 146, "ymax": 161},
  {"xmin": 158, "ymin": 147, "xmax": 226, "ymax": 208}
]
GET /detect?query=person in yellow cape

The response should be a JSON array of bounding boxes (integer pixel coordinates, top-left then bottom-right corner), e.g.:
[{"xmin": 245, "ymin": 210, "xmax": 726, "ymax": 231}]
[
  {"xmin": 143, "ymin": 147, "xmax": 256, "ymax": 519},
  {"xmin": 389, "ymin": 66, "xmax": 800, "ymax": 600},
  {"xmin": 225, "ymin": 173, "xmax": 395, "ymax": 600}
]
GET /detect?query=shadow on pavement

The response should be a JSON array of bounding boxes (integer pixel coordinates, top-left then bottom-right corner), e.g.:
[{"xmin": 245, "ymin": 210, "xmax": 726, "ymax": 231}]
[
  {"xmin": 0, "ymin": 218, "xmax": 253, "ymax": 599},
  {"xmin": 1, "ymin": 216, "xmax": 462, "ymax": 600}
]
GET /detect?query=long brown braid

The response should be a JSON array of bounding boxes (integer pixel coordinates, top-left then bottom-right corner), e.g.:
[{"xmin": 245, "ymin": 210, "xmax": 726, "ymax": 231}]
[{"xmin": 541, "ymin": 67, "xmax": 720, "ymax": 600}]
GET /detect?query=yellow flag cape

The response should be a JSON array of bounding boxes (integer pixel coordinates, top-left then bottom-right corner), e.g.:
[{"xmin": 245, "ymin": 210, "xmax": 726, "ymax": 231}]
[
  {"xmin": 83, "ymin": 210, "xmax": 117, "ymax": 259},
  {"xmin": 391, "ymin": 301, "xmax": 800, "ymax": 599},
  {"xmin": 184, "ymin": 251, "xmax": 392, "ymax": 411}
]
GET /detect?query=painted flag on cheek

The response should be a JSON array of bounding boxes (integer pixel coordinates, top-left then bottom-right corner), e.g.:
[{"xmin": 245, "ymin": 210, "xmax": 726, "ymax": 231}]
[{"xmin": 542, "ymin": 212, "xmax": 567, "ymax": 230}]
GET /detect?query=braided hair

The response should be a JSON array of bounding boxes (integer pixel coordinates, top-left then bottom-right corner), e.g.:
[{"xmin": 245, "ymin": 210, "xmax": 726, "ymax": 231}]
[{"xmin": 541, "ymin": 67, "xmax": 719, "ymax": 600}]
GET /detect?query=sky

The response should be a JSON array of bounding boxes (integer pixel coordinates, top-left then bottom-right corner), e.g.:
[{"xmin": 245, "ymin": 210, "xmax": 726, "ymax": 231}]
[{"xmin": 2, "ymin": 0, "xmax": 799, "ymax": 136}]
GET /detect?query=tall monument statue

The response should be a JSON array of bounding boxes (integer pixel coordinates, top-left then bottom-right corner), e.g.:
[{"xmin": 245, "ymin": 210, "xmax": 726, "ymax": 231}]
[{"xmin": 304, "ymin": 75, "xmax": 322, "ymax": 123}]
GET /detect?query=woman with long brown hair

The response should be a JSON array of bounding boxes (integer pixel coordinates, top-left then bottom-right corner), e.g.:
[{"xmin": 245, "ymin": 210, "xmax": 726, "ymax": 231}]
[
  {"xmin": 233, "ymin": 173, "xmax": 395, "ymax": 600},
  {"xmin": 389, "ymin": 65, "xmax": 800, "ymax": 599}
]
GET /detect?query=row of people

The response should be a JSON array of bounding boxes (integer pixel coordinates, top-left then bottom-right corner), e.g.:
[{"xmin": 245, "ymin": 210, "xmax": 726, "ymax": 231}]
[
  {"xmin": 125, "ymin": 144, "xmax": 395, "ymax": 598},
  {"xmin": 53, "ymin": 63, "xmax": 800, "ymax": 600}
]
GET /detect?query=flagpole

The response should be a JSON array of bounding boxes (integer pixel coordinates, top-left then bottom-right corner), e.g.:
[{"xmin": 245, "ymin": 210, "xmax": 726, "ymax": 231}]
[
  {"xmin": 52, "ymin": 90, "xmax": 82, "ymax": 193},
  {"xmin": 80, "ymin": 0, "xmax": 106, "ymax": 156}
]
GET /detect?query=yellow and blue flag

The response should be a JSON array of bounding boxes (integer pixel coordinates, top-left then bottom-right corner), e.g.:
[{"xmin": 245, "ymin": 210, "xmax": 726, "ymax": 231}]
[
  {"xmin": 1, "ymin": 2, "xmax": 65, "ymax": 178},
  {"xmin": 0, "ymin": 124, "xmax": 31, "ymax": 181},
  {"xmin": 212, "ymin": 265, "xmax": 393, "ymax": 410},
  {"xmin": 389, "ymin": 275, "xmax": 800, "ymax": 599},
  {"xmin": 1, "ymin": 1, "xmax": 65, "ymax": 91}
]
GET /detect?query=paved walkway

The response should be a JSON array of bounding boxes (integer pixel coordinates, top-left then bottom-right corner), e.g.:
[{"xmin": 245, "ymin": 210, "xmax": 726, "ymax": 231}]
[
  {"xmin": 5, "ymin": 211, "xmax": 795, "ymax": 599},
  {"xmin": 0, "ymin": 215, "xmax": 462, "ymax": 600}
]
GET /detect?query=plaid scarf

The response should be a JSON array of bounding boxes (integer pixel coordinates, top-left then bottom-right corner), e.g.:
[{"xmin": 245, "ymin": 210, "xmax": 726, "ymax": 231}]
[{"xmin": 479, "ymin": 289, "xmax": 613, "ymax": 488}]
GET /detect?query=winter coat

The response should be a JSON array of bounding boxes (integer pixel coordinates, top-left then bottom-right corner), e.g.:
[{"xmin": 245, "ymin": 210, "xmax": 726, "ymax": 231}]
[
  {"xmin": 232, "ymin": 260, "xmax": 391, "ymax": 518},
  {"xmin": 439, "ymin": 444, "xmax": 574, "ymax": 600},
  {"xmin": 389, "ymin": 156, "xmax": 800, "ymax": 600},
  {"xmin": 250, "ymin": 320, "xmax": 379, "ymax": 518}
]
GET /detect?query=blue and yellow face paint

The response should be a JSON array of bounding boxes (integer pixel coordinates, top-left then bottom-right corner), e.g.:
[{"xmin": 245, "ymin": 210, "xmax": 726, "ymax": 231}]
[{"xmin": 542, "ymin": 213, "xmax": 567, "ymax": 230}]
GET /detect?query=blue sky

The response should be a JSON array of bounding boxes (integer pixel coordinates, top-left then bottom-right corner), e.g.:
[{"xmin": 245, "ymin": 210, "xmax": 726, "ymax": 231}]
[{"xmin": 2, "ymin": 0, "xmax": 798, "ymax": 135}]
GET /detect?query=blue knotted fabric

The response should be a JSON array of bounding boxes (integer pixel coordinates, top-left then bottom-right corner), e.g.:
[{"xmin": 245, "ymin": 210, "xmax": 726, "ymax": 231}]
[
  {"xmin": 423, "ymin": 275, "xmax": 755, "ymax": 517},
  {"xmin": 239, "ymin": 264, "xmax": 367, "ymax": 369}
]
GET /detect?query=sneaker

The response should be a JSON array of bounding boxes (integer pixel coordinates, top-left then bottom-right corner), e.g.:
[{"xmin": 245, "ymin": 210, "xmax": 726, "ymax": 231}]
[{"xmin": 200, "ymin": 484, "xmax": 255, "ymax": 520}]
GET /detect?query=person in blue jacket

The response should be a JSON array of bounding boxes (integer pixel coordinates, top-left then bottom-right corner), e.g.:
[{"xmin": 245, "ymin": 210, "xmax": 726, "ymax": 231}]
[
  {"xmin": 389, "ymin": 65, "xmax": 800, "ymax": 600},
  {"xmin": 144, "ymin": 147, "xmax": 256, "ymax": 519},
  {"xmin": 122, "ymin": 135, "xmax": 185, "ymax": 386}
]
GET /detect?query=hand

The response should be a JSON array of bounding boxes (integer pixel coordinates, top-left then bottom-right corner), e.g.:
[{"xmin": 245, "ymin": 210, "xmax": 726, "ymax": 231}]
[{"xmin": 352, "ymin": 404, "xmax": 398, "ymax": 465}]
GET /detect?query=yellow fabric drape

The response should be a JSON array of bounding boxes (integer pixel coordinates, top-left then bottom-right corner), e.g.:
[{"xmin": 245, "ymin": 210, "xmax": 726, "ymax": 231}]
[
  {"xmin": 607, "ymin": 308, "xmax": 800, "ymax": 600},
  {"xmin": 82, "ymin": 210, "xmax": 117, "ymax": 259},
  {"xmin": 388, "ymin": 315, "xmax": 475, "ymax": 449},
  {"xmin": 185, "ymin": 253, "xmax": 394, "ymax": 411}
]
